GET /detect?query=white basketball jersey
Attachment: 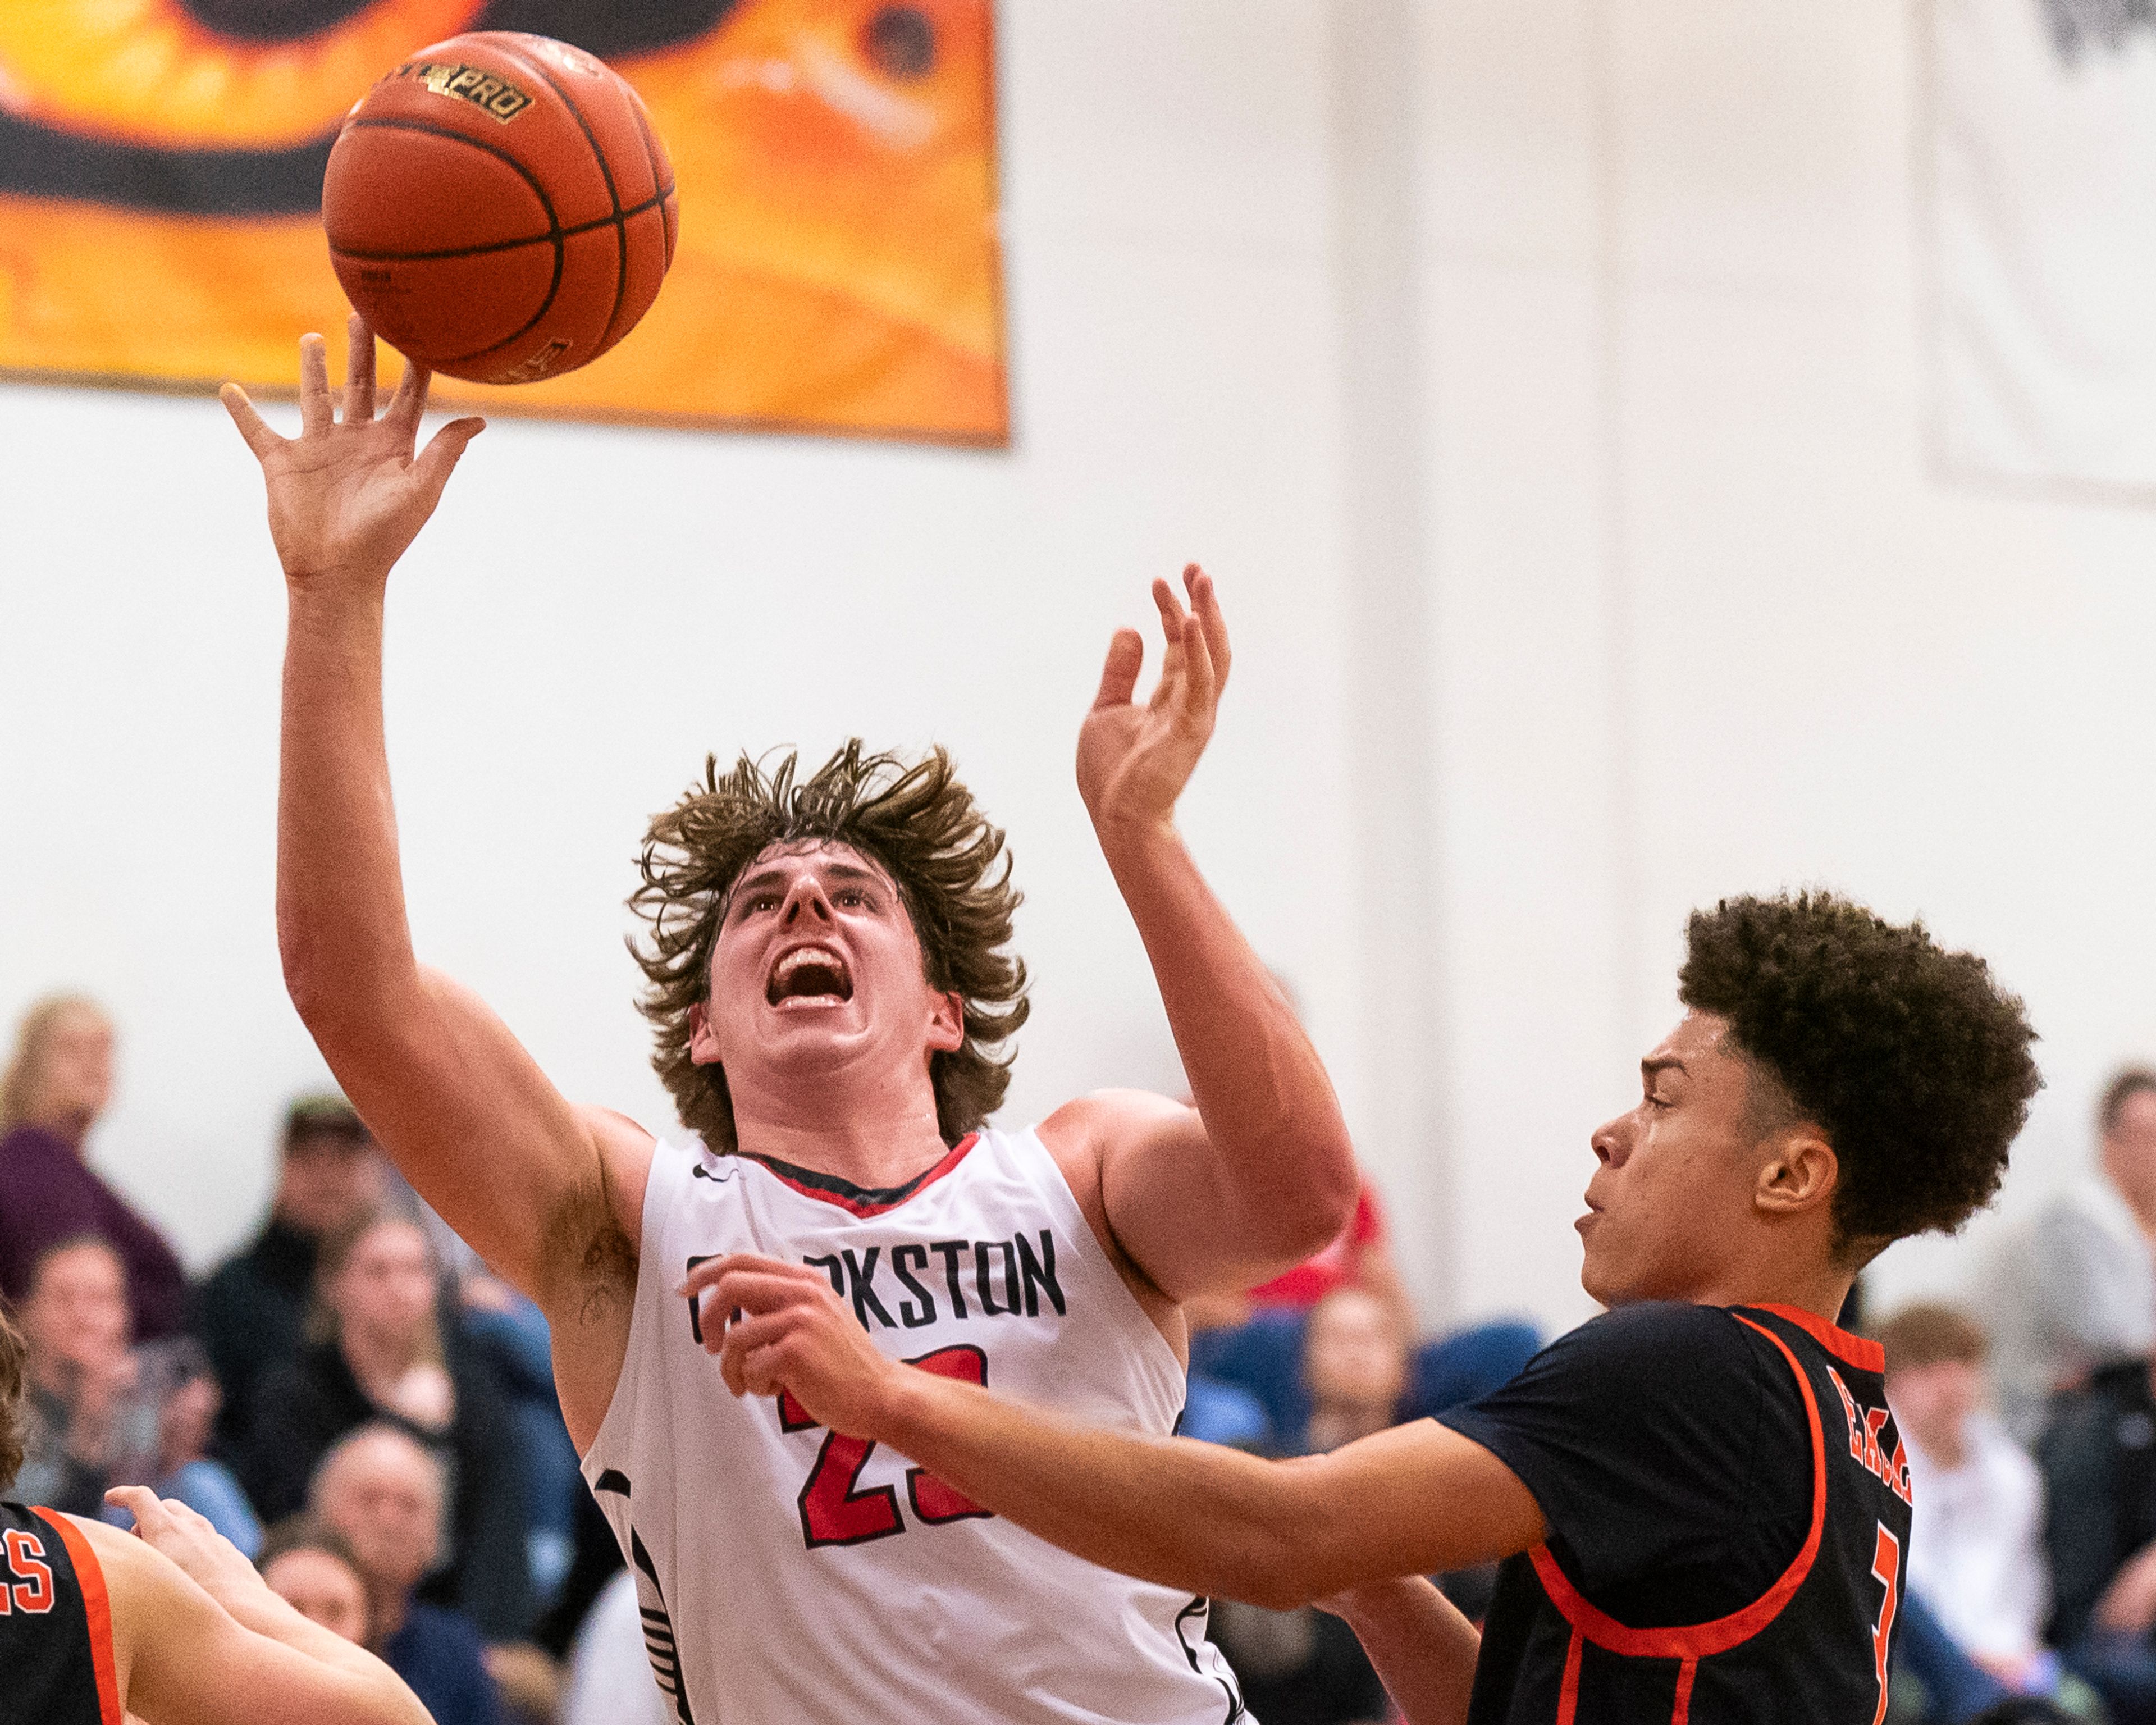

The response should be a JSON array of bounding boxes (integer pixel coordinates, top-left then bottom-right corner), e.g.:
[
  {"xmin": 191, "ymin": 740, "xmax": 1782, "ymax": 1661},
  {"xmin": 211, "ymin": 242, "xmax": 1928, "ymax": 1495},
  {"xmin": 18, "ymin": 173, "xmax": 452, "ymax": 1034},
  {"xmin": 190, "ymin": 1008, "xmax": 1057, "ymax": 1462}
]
[{"xmin": 581, "ymin": 1126, "xmax": 1251, "ymax": 1725}]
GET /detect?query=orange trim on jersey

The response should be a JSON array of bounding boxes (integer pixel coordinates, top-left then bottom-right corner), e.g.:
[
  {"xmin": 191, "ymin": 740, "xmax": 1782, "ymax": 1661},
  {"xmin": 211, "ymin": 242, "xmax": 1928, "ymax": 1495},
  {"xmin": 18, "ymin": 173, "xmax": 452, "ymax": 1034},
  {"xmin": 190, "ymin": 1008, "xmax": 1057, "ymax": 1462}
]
[
  {"xmin": 1671, "ymin": 1656, "xmax": 1697, "ymax": 1724},
  {"xmin": 1748, "ymin": 1303, "xmax": 1884, "ymax": 1373},
  {"xmin": 742, "ymin": 1133, "xmax": 980, "ymax": 1217},
  {"xmin": 1527, "ymin": 1314, "xmax": 1827, "ymax": 1661},
  {"xmin": 31, "ymin": 1510, "xmax": 121, "ymax": 1725},
  {"xmin": 1556, "ymin": 1628, "xmax": 1583, "ymax": 1725}
]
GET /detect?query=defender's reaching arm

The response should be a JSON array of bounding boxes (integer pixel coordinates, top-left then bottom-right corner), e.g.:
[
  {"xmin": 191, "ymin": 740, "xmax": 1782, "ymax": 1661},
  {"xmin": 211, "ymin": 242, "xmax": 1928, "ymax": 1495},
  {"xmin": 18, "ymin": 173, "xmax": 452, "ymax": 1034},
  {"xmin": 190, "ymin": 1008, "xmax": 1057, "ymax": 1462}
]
[
  {"xmin": 691, "ymin": 1252, "xmax": 1546, "ymax": 1608},
  {"xmin": 226, "ymin": 322, "xmax": 647, "ymax": 1447},
  {"xmin": 1041, "ymin": 568, "xmax": 1359, "ymax": 1299}
]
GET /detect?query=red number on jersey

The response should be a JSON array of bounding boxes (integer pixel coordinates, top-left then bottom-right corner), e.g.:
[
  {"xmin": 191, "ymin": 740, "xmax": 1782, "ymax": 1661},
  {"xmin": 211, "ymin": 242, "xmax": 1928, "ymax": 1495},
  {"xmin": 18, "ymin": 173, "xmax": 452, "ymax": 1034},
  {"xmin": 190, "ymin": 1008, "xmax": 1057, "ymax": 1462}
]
[
  {"xmin": 1869, "ymin": 1522, "xmax": 1901, "ymax": 1725},
  {"xmin": 778, "ymin": 1345, "xmax": 992, "ymax": 1547},
  {"xmin": 4, "ymin": 1529, "xmax": 54, "ymax": 1614},
  {"xmin": 903, "ymin": 1347, "xmax": 992, "ymax": 1525}
]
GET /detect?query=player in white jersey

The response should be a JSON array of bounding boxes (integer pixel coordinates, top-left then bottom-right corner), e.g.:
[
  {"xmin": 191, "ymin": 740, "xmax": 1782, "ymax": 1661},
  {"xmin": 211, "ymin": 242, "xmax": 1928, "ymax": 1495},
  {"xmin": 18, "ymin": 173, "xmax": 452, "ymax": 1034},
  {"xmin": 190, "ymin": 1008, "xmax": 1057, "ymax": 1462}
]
[{"xmin": 223, "ymin": 323, "xmax": 1360, "ymax": 1724}]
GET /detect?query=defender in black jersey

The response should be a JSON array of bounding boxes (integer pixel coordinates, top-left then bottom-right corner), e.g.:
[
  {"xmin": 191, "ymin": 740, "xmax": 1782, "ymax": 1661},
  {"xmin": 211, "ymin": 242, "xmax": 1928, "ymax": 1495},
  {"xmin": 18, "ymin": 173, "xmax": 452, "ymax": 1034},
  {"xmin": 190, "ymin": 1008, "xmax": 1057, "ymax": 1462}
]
[
  {"xmin": 700, "ymin": 892, "xmax": 2041, "ymax": 1725},
  {"xmin": 0, "ymin": 1306, "xmax": 432, "ymax": 1725}
]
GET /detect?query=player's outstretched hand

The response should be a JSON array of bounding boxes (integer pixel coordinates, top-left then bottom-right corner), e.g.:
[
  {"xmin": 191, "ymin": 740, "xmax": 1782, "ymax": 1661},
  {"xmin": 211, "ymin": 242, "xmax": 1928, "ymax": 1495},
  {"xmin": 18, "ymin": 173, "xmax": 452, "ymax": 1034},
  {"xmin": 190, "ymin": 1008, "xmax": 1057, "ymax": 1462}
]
[
  {"xmin": 222, "ymin": 314, "xmax": 486, "ymax": 595},
  {"xmin": 105, "ymin": 1487, "xmax": 268, "ymax": 1608},
  {"xmin": 1076, "ymin": 565, "xmax": 1232, "ymax": 843},
  {"xmin": 685, "ymin": 1253, "xmax": 901, "ymax": 1439}
]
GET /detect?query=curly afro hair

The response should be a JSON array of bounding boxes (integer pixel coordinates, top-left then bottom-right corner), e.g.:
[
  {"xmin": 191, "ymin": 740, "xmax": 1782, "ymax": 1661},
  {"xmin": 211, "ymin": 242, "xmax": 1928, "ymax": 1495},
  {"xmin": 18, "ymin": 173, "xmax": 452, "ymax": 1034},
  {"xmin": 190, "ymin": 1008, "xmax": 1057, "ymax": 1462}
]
[
  {"xmin": 1678, "ymin": 892, "xmax": 2040, "ymax": 1253},
  {"xmin": 629, "ymin": 742, "xmax": 1029, "ymax": 1154}
]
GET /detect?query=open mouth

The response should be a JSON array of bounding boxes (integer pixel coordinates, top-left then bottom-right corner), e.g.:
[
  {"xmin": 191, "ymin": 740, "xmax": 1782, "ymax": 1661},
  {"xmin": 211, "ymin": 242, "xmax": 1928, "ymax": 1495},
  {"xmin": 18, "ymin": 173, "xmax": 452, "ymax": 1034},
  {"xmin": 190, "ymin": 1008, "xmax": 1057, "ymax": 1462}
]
[{"xmin": 766, "ymin": 943, "xmax": 854, "ymax": 1006}]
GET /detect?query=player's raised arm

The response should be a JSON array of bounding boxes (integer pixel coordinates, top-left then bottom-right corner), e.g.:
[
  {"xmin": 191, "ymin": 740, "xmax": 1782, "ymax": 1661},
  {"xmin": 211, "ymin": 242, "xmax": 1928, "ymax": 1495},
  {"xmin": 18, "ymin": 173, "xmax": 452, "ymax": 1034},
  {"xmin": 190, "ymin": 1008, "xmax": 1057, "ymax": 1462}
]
[
  {"xmin": 226, "ymin": 323, "xmax": 645, "ymax": 1412},
  {"xmin": 698, "ymin": 1253, "xmax": 1545, "ymax": 1605},
  {"xmin": 1042, "ymin": 566, "xmax": 1358, "ymax": 1298}
]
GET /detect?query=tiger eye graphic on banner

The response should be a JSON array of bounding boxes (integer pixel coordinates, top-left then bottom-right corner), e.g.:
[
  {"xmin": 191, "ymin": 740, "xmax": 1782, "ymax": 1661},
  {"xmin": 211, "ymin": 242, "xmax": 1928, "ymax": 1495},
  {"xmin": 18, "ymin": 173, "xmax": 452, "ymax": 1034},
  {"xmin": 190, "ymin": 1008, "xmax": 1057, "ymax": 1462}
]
[{"xmin": 0, "ymin": 0, "xmax": 1006, "ymax": 444}]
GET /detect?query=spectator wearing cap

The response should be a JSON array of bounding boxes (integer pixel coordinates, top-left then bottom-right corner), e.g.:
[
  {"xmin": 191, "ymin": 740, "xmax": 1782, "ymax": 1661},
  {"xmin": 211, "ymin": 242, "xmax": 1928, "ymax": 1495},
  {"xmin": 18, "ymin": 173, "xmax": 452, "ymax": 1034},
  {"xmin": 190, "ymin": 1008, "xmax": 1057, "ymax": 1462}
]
[
  {"xmin": 196, "ymin": 1093, "xmax": 387, "ymax": 1457},
  {"xmin": 0, "ymin": 993, "xmax": 189, "ymax": 1339},
  {"xmin": 1993, "ymin": 1067, "xmax": 2156, "ymax": 1441}
]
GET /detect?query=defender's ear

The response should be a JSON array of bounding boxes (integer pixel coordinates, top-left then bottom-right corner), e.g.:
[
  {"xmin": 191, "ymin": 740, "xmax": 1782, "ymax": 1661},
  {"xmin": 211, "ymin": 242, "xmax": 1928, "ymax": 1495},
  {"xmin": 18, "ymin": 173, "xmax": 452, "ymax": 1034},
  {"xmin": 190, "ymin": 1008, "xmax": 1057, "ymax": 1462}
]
[{"xmin": 1755, "ymin": 1132, "xmax": 1838, "ymax": 1220}]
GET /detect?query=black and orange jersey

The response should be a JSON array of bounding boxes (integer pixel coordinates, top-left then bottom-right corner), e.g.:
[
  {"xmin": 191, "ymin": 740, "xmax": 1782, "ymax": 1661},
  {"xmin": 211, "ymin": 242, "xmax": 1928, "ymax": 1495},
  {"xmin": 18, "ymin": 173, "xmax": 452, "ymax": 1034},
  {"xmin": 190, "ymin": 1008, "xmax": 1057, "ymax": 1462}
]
[
  {"xmin": 1440, "ymin": 1302, "xmax": 1911, "ymax": 1724},
  {"xmin": 0, "ymin": 1501, "xmax": 121, "ymax": 1725}
]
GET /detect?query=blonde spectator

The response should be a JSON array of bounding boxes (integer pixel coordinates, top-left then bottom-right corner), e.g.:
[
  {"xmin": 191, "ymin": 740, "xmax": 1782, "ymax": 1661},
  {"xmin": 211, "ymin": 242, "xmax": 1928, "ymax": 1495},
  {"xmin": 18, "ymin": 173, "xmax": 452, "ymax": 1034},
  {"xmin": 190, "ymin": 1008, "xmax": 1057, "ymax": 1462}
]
[{"xmin": 0, "ymin": 994, "xmax": 188, "ymax": 1338}]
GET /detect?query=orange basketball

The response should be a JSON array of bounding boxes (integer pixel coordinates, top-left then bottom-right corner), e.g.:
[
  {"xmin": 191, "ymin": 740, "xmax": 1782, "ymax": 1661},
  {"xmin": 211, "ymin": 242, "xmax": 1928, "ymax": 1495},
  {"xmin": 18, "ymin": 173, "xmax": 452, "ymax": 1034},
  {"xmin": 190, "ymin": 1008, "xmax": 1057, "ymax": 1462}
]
[{"xmin": 322, "ymin": 33, "xmax": 677, "ymax": 386}]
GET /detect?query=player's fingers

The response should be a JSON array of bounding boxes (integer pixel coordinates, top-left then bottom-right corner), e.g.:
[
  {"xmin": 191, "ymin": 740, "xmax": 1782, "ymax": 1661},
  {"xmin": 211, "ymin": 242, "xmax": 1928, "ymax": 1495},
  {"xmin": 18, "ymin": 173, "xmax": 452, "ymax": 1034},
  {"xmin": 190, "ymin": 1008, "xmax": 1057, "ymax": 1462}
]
[
  {"xmin": 220, "ymin": 384, "xmax": 285, "ymax": 459},
  {"xmin": 1093, "ymin": 628, "xmax": 1143, "ymax": 709},
  {"xmin": 344, "ymin": 313, "xmax": 377, "ymax": 425},
  {"xmin": 412, "ymin": 417, "xmax": 486, "ymax": 500},
  {"xmin": 103, "ymin": 1486, "xmax": 159, "ymax": 1532},
  {"xmin": 298, "ymin": 333, "xmax": 332, "ymax": 437},
  {"xmin": 1177, "ymin": 613, "xmax": 1216, "ymax": 723},
  {"xmin": 1185, "ymin": 564, "xmax": 1232, "ymax": 694},
  {"xmin": 716, "ymin": 1309, "xmax": 802, "ymax": 1369},
  {"xmin": 710, "ymin": 1267, "xmax": 826, "ymax": 1318},
  {"xmin": 738, "ymin": 1340, "xmax": 800, "ymax": 1400},
  {"xmin": 681, "ymin": 1252, "xmax": 816, "ymax": 1300},
  {"xmin": 387, "ymin": 353, "xmax": 433, "ymax": 431},
  {"xmin": 1150, "ymin": 576, "xmax": 1188, "ymax": 642}
]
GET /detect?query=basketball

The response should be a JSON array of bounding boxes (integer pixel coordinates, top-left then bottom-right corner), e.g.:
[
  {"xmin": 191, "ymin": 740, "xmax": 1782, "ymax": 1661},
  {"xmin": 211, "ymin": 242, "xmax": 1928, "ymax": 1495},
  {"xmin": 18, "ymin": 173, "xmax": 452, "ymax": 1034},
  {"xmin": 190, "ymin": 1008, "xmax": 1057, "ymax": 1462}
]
[{"xmin": 321, "ymin": 33, "xmax": 677, "ymax": 386}]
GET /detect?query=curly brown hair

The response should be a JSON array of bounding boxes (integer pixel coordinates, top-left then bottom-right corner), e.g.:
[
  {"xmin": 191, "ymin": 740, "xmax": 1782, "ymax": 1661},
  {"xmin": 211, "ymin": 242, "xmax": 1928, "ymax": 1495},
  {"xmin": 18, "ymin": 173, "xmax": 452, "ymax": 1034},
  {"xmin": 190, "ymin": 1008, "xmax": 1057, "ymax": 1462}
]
[
  {"xmin": 630, "ymin": 742, "xmax": 1029, "ymax": 1153},
  {"xmin": 1678, "ymin": 892, "xmax": 2041, "ymax": 1254}
]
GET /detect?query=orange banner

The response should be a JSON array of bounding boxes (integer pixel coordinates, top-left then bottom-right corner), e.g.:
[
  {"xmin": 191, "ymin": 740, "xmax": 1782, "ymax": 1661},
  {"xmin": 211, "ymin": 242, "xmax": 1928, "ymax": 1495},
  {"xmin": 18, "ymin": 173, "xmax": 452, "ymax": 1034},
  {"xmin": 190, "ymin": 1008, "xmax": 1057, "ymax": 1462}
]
[{"xmin": 0, "ymin": 1, "xmax": 1006, "ymax": 443}]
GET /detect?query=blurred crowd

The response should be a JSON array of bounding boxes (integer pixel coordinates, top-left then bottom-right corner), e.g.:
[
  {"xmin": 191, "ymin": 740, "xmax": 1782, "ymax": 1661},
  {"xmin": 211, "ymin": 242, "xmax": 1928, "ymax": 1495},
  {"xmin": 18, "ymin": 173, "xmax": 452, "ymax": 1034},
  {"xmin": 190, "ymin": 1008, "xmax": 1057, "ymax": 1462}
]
[{"xmin": 17, "ymin": 989, "xmax": 2156, "ymax": 1725}]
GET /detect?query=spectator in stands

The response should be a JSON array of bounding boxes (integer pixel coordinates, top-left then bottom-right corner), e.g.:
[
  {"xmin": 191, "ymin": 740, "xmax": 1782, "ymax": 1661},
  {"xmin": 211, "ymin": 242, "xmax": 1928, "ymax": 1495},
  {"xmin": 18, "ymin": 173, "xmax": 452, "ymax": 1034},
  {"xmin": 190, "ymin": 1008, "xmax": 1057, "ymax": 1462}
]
[
  {"xmin": 241, "ymin": 1208, "xmax": 534, "ymax": 1642},
  {"xmin": 1301, "ymin": 1285, "xmax": 1408, "ymax": 1455},
  {"xmin": 1881, "ymin": 1304, "xmax": 2058, "ymax": 1698},
  {"xmin": 1994, "ymin": 1067, "xmax": 2156, "ymax": 1440},
  {"xmin": 197, "ymin": 1093, "xmax": 387, "ymax": 1457},
  {"xmin": 262, "ymin": 1516, "xmax": 373, "ymax": 1646},
  {"xmin": 0, "ymin": 993, "xmax": 188, "ymax": 1339},
  {"xmin": 150, "ymin": 1338, "xmax": 263, "ymax": 1557},
  {"xmin": 1199, "ymin": 1288, "xmax": 1406, "ymax": 1724},
  {"xmin": 313, "ymin": 1424, "xmax": 504, "ymax": 1725},
  {"xmin": 2039, "ymin": 1343, "xmax": 2156, "ymax": 1721},
  {"xmin": 12, "ymin": 1235, "xmax": 155, "ymax": 1516}
]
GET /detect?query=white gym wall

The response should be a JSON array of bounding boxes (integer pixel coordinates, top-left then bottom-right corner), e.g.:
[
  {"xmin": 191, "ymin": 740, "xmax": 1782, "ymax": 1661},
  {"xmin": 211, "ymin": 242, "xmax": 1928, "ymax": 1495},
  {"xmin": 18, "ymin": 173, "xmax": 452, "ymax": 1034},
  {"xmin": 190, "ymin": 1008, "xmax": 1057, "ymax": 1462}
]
[{"xmin": 6, "ymin": 0, "xmax": 2156, "ymax": 1338}]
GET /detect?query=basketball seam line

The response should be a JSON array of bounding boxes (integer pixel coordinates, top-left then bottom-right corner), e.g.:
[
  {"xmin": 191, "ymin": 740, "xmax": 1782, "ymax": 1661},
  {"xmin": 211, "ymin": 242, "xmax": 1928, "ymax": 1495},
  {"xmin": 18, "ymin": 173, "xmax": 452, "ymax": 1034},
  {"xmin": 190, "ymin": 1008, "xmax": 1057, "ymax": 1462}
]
[
  {"xmin": 334, "ymin": 112, "xmax": 567, "ymax": 367},
  {"xmin": 330, "ymin": 188, "xmax": 671, "ymax": 262},
  {"xmin": 624, "ymin": 94, "xmax": 678, "ymax": 275},
  {"xmin": 492, "ymin": 36, "xmax": 632, "ymax": 354}
]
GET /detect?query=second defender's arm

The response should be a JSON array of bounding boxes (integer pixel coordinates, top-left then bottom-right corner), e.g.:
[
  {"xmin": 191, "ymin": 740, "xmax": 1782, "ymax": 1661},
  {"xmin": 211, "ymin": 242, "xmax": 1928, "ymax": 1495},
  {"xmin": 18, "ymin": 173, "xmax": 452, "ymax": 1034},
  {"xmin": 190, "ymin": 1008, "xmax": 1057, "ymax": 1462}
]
[
  {"xmin": 229, "ymin": 324, "xmax": 644, "ymax": 1355},
  {"xmin": 1325, "ymin": 1578, "xmax": 1482, "ymax": 1725},
  {"xmin": 1048, "ymin": 569, "xmax": 1358, "ymax": 1296}
]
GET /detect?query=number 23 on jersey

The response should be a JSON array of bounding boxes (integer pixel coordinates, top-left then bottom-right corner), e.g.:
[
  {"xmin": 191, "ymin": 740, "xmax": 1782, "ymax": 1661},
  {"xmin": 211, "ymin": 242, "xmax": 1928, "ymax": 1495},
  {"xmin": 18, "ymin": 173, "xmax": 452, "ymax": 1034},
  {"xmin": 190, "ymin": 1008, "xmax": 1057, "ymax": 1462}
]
[{"xmin": 778, "ymin": 1344, "xmax": 992, "ymax": 1549}]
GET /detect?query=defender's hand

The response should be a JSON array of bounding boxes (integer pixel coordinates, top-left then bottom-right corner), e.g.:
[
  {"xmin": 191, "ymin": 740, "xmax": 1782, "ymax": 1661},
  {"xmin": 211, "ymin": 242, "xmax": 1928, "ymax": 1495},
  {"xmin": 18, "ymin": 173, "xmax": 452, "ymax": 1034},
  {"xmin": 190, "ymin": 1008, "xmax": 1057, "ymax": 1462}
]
[
  {"xmin": 223, "ymin": 315, "xmax": 485, "ymax": 594},
  {"xmin": 1076, "ymin": 565, "xmax": 1231, "ymax": 843},
  {"xmin": 106, "ymin": 1488, "xmax": 268, "ymax": 1608},
  {"xmin": 685, "ymin": 1254, "xmax": 902, "ymax": 1439}
]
